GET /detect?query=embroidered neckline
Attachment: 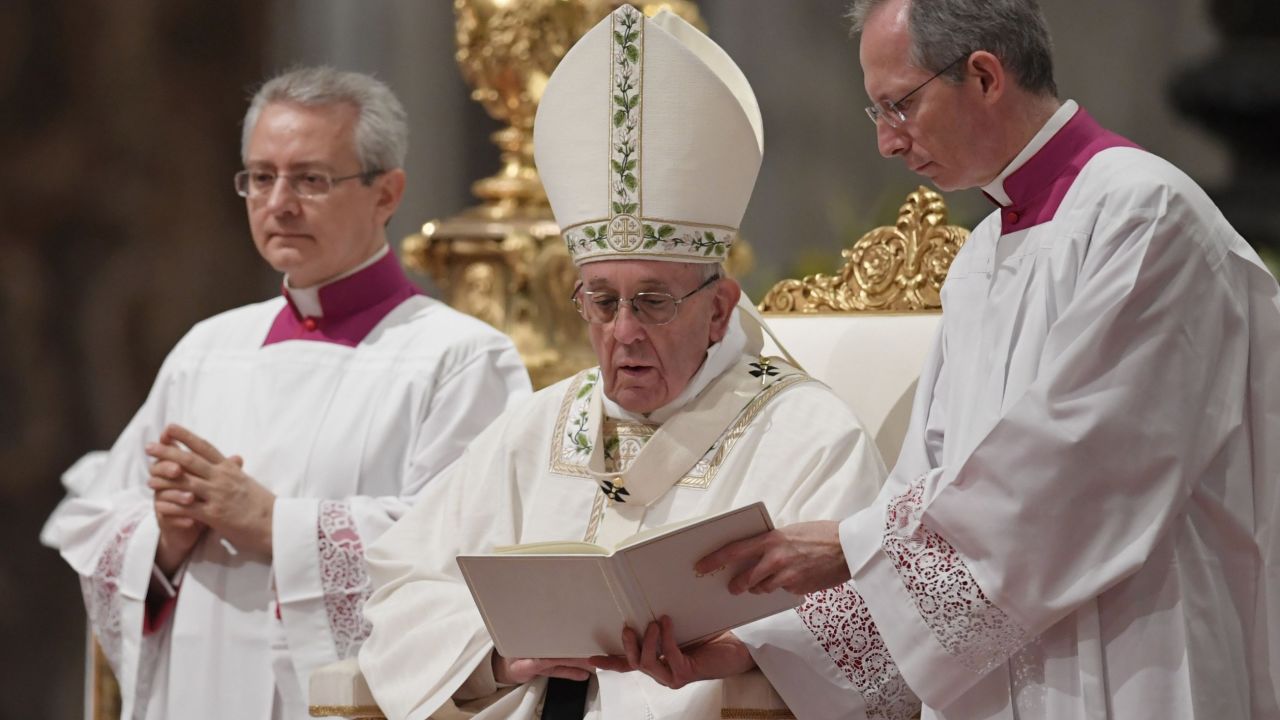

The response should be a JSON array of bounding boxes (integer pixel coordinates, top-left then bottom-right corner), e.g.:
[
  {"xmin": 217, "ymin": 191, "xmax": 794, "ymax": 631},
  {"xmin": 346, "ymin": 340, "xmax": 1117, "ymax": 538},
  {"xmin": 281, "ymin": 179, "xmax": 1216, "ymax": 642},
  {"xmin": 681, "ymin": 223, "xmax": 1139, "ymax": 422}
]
[{"xmin": 549, "ymin": 360, "xmax": 812, "ymax": 490}]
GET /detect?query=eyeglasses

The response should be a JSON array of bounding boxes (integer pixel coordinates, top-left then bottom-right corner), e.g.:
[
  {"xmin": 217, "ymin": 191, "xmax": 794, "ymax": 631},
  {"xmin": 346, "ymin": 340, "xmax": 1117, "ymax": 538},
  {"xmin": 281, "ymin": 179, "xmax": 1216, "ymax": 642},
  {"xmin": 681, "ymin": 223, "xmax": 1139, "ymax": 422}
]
[
  {"xmin": 865, "ymin": 53, "xmax": 969, "ymax": 128},
  {"xmin": 234, "ymin": 168, "xmax": 384, "ymax": 199},
  {"xmin": 571, "ymin": 274, "xmax": 720, "ymax": 326}
]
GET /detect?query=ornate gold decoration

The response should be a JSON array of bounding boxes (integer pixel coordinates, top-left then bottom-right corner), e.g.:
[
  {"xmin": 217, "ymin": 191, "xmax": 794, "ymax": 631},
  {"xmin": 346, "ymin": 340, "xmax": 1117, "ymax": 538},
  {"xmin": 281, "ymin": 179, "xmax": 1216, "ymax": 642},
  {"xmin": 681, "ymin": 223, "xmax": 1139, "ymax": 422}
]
[
  {"xmin": 758, "ymin": 186, "xmax": 968, "ymax": 313},
  {"xmin": 92, "ymin": 637, "xmax": 121, "ymax": 720},
  {"xmin": 405, "ymin": 0, "xmax": 736, "ymax": 390}
]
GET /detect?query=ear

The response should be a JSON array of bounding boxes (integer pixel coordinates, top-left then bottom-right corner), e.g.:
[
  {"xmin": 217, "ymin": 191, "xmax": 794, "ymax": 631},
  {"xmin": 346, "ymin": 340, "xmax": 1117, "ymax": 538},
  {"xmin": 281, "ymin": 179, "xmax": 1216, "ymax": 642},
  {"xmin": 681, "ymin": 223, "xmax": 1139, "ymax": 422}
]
[
  {"xmin": 373, "ymin": 168, "xmax": 407, "ymax": 226},
  {"xmin": 707, "ymin": 276, "xmax": 742, "ymax": 344},
  {"xmin": 966, "ymin": 50, "xmax": 1006, "ymax": 104}
]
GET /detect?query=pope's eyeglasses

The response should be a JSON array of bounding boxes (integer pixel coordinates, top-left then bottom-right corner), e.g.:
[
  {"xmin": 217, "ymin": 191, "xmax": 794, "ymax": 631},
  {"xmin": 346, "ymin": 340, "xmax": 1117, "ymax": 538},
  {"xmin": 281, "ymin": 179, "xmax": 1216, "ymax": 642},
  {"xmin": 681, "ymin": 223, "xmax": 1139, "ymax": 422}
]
[{"xmin": 571, "ymin": 274, "xmax": 721, "ymax": 325}]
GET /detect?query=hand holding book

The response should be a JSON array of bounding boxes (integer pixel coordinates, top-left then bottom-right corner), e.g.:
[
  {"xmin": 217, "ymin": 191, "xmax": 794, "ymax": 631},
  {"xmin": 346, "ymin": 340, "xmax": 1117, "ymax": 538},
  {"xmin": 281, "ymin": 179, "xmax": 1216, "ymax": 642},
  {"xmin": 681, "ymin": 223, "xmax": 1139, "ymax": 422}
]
[
  {"xmin": 588, "ymin": 616, "xmax": 756, "ymax": 689},
  {"xmin": 457, "ymin": 502, "xmax": 802, "ymax": 659}
]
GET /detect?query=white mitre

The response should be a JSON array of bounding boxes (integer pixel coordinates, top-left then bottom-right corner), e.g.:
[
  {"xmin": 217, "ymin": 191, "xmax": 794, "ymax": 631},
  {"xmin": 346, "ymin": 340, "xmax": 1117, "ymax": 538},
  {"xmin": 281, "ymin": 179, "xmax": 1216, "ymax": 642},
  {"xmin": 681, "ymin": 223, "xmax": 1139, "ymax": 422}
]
[{"xmin": 534, "ymin": 4, "xmax": 764, "ymax": 265}]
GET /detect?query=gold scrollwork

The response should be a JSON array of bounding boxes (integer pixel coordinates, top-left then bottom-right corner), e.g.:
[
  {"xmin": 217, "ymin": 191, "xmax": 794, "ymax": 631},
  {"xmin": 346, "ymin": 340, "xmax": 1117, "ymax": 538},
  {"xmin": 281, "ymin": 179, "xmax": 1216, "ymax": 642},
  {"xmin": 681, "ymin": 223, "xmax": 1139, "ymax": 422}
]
[{"xmin": 759, "ymin": 186, "xmax": 967, "ymax": 313}]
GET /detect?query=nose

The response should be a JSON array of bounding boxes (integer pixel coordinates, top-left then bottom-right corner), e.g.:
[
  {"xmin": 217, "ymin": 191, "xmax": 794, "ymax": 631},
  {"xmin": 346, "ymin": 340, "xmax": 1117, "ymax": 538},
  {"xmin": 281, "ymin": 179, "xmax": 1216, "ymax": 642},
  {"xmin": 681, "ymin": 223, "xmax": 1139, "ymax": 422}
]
[
  {"xmin": 610, "ymin": 302, "xmax": 648, "ymax": 345},
  {"xmin": 263, "ymin": 176, "xmax": 301, "ymax": 215},
  {"xmin": 876, "ymin": 120, "xmax": 909, "ymax": 158}
]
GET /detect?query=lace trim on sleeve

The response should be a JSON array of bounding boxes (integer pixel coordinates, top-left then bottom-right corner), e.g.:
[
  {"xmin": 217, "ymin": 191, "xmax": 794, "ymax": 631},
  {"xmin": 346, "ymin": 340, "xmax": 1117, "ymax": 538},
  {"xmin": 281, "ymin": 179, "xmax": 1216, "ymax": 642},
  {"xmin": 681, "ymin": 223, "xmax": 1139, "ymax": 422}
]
[
  {"xmin": 317, "ymin": 500, "xmax": 373, "ymax": 659},
  {"xmin": 79, "ymin": 517, "xmax": 141, "ymax": 670},
  {"xmin": 795, "ymin": 583, "xmax": 919, "ymax": 720},
  {"xmin": 883, "ymin": 478, "xmax": 1030, "ymax": 676}
]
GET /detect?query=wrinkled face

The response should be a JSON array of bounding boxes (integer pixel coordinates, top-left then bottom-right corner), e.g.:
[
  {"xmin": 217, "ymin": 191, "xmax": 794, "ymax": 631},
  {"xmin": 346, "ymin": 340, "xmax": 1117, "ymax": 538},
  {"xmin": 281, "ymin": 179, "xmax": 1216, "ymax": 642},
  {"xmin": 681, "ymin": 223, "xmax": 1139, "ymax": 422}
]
[
  {"xmin": 244, "ymin": 101, "xmax": 404, "ymax": 287},
  {"xmin": 859, "ymin": 0, "xmax": 994, "ymax": 190},
  {"xmin": 580, "ymin": 260, "xmax": 740, "ymax": 415}
]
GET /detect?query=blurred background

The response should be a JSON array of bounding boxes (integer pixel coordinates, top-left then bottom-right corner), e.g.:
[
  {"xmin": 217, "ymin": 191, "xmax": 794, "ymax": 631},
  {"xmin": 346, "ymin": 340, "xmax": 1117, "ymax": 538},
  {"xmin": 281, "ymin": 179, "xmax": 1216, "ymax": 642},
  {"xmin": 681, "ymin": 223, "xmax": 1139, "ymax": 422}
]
[{"xmin": 2, "ymin": 0, "xmax": 1274, "ymax": 716}]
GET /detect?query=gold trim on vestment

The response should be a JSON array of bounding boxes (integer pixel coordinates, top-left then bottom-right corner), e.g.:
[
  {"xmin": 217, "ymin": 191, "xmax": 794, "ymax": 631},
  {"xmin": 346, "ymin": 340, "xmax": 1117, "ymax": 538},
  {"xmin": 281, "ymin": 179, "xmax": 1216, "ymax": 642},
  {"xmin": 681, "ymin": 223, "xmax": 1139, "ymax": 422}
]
[
  {"xmin": 549, "ymin": 370, "xmax": 599, "ymax": 478},
  {"xmin": 569, "ymin": 363, "xmax": 813, "ymax": 542},
  {"xmin": 307, "ymin": 704, "xmax": 385, "ymax": 719},
  {"xmin": 682, "ymin": 372, "xmax": 809, "ymax": 489},
  {"xmin": 583, "ymin": 488, "xmax": 608, "ymax": 544}
]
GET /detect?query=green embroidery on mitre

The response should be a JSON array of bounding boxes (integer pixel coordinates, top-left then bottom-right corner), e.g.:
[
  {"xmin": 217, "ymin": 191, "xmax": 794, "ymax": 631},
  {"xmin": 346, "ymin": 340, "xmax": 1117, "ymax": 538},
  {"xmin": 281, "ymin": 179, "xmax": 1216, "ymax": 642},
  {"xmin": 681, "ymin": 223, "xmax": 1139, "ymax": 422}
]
[
  {"xmin": 609, "ymin": 5, "xmax": 643, "ymax": 251},
  {"xmin": 541, "ymin": 4, "xmax": 756, "ymax": 267},
  {"xmin": 563, "ymin": 218, "xmax": 736, "ymax": 263}
]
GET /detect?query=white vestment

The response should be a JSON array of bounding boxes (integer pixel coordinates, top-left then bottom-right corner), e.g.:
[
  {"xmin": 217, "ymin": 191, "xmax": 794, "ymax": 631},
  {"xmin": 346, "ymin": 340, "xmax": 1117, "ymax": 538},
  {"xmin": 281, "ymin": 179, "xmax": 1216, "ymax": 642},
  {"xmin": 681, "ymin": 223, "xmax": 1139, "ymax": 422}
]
[
  {"xmin": 359, "ymin": 311, "xmax": 888, "ymax": 720},
  {"xmin": 44, "ymin": 255, "xmax": 531, "ymax": 720},
  {"xmin": 740, "ymin": 101, "xmax": 1280, "ymax": 719}
]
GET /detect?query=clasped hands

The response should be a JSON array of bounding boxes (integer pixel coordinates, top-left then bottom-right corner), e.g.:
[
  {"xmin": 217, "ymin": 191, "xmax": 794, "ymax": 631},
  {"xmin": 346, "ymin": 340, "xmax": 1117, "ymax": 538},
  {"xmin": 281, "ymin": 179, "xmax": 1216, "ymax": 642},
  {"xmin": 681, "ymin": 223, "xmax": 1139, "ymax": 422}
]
[
  {"xmin": 496, "ymin": 520, "xmax": 851, "ymax": 689},
  {"xmin": 147, "ymin": 423, "xmax": 276, "ymax": 574}
]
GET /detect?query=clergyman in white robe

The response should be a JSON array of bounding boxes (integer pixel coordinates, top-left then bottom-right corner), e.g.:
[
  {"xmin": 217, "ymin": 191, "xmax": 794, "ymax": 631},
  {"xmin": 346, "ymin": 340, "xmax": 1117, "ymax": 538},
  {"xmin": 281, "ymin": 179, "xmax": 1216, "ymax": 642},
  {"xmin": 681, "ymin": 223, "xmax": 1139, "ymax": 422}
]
[
  {"xmin": 43, "ymin": 246, "xmax": 531, "ymax": 720},
  {"xmin": 358, "ymin": 306, "xmax": 887, "ymax": 720},
  {"xmin": 738, "ymin": 100, "xmax": 1280, "ymax": 719}
]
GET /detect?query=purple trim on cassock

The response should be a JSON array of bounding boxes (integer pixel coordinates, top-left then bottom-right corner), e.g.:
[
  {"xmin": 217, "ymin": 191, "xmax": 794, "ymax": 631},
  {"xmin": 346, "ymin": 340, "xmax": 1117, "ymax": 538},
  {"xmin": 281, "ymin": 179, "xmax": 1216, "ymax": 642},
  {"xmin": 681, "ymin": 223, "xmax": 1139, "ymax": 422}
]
[
  {"xmin": 263, "ymin": 249, "xmax": 422, "ymax": 348},
  {"xmin": 984, "ymin": 108, "xmax": 1140, "ymax": 235}
]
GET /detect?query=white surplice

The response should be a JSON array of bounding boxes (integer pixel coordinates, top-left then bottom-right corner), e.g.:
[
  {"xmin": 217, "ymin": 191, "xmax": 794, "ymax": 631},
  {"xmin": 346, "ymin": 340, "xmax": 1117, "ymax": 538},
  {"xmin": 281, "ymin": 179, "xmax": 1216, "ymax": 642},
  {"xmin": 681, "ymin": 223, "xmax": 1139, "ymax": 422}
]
[
  {"xmin": 739, "ymin": 102, "xmax": 1280, "ymax": 719},
  {"xmin": 358, "ymin": 309, "xmax": 888, "ymax": 720},
  {"xmin": 44, "ymin": 253, "xmax": 531, "ymax": 720}
]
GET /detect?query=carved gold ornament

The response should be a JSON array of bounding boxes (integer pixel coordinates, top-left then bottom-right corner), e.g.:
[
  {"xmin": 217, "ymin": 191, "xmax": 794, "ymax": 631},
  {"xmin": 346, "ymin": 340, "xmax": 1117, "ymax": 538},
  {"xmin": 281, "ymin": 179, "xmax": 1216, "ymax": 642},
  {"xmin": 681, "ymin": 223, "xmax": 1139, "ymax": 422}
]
[{"xmin": 759, "ymin": 186, "xmax": 968, "ymax": 313}]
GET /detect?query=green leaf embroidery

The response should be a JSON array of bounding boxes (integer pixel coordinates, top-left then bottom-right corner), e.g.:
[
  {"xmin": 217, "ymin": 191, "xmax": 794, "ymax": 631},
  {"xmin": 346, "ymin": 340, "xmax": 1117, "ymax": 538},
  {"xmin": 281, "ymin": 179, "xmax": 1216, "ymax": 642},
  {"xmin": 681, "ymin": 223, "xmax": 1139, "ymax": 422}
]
[
  {"xmin": 625, "ymin": 44, "xmax": 640, "ymax": 63},
  {"xmin": 658, "ymin": 225, "xmax": 675, "ymax": 238},
  {"xmin": 643, "ymin": 239, "xmax": 658, "ymax": 249},
  {"xmin": 584, "ymin": 226, "xmax": 597, "ymax": 239},
  {"xmin": 623, "ymin": 174, "xmax": 638, "ymax": 190},
  {"xmin": 613, "ymin": 109, "xmax": 627, "ymax": 128}
]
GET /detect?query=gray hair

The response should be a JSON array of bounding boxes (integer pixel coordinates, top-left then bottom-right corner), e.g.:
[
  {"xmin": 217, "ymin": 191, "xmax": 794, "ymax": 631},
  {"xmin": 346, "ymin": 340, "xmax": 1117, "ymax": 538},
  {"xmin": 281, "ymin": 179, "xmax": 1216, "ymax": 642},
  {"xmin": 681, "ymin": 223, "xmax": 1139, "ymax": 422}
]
[
  {"xmin": 241, "ymin": 66, "xmax": 409, "ymax": 172},
  {"xmin": 696, "ymin": 262, "xmax": 724, "ymax": 281},
  {"xmin": 848, "ymin": 0, "xmax": 1058, "ymax": 97}
]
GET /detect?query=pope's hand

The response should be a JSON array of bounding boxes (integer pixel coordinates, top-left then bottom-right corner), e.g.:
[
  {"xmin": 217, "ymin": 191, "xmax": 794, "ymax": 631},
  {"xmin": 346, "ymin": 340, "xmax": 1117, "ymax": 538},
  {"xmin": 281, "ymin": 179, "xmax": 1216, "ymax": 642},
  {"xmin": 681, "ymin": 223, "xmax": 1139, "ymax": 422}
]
[
  {"xmin": 589, "ymin": 617, "xmax": 755, "ymax": 689},
  {"xmin": 694, "ymin": 520, "xmax": 849, "ymax": 595},
  {"xmin": 146, "ymin": 423, "xmax": 275, "ymax": 557},
  {"xmin": 492, "ymin": 654, "xmax": 595, "ymax": 684}
]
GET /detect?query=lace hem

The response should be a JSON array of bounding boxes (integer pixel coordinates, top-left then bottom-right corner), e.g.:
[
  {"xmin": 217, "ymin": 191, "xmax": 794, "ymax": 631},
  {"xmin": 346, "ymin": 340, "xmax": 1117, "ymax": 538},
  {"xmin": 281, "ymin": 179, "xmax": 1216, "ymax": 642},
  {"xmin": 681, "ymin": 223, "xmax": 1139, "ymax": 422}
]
[
  {"xmin": 318, "ymin": 500, "xmax": 373, "ymax": 658},
  {"xmin": 883, "ymin": 479, "xmax": 1030, "ymax": 676},
  {"xmin": 796, "ymin": 583, "xmax": 918, "ymax": 720},
  {"xmin": 80, "ymin": 517, "xmax": 141, "ymax": 671}
]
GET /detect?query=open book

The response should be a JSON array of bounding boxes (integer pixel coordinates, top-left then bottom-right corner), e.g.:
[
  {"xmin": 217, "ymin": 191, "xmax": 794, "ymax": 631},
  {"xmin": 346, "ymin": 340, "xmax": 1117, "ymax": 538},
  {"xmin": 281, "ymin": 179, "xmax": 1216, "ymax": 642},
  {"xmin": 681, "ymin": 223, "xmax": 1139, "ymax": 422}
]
[{"xmin": 456, "ymin": 502, "xmax": 802, "ymax": 659}]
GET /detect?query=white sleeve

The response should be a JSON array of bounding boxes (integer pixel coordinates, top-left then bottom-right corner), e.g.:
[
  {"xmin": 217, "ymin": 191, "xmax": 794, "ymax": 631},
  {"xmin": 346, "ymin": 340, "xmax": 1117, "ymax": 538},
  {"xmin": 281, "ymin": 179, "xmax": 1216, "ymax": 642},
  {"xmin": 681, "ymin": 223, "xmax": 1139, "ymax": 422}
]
[{"xmin": 273, "ymin": 338, "xmax": 530, "ymax": 680}]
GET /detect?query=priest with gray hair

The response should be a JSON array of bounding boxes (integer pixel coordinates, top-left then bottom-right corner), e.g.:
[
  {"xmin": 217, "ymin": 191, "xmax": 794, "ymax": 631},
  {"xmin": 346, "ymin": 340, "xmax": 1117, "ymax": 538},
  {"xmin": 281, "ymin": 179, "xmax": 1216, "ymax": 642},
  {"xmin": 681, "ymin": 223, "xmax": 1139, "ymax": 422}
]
[
  {"xmin": 358, "ymin": 7, "xmax": 886, "ymax": 719},
  {"xmin": 43, "ymin": 66, "xmax": 531, "ymax": 720},
  {"xmin": 656, "ymin": 0, "xmax": 1280, "ymax": 718}
]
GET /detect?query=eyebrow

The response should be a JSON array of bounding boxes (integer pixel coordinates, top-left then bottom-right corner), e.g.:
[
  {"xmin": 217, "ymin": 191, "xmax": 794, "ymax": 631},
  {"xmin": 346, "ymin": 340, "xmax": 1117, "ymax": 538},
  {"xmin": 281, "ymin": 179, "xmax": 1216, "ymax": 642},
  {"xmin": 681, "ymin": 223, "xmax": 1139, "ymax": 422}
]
[
  {"xmin": 243, "ymin": 160, "xmax": 337, "ymax": 172},
  {"xmin": 582, "ymin": 278, "xmax": 673, "ymax": 292}
]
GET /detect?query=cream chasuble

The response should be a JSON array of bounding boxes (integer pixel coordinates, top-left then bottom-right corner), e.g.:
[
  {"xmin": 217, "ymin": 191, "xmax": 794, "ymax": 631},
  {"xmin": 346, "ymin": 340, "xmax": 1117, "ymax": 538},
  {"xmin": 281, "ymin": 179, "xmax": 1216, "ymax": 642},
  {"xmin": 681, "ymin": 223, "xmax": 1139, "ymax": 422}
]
[{"xmin": 359, "ymin": 309, "xmax": 888, "ymax": 720}]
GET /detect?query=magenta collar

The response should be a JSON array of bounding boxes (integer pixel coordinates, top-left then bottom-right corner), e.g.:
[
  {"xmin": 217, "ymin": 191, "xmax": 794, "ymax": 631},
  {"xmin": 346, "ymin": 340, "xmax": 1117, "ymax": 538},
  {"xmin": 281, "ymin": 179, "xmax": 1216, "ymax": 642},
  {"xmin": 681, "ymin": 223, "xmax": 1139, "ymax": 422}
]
[
  {"xmin": 984, "ymin": 108, "xmax": 1140, "ymax": 235},
  {"xmin": 264, "ymin": 249, "xmax": 422, "ymax": 347}
]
